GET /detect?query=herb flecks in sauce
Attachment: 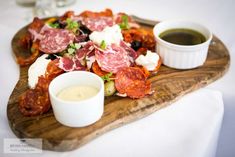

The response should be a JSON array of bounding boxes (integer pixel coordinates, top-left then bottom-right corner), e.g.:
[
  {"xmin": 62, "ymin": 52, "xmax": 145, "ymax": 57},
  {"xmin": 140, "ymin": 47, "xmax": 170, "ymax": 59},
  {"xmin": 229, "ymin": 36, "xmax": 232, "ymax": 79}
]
[{"xmin": 159, "ymin": 29, "xmax": 206, "ymax": 46}]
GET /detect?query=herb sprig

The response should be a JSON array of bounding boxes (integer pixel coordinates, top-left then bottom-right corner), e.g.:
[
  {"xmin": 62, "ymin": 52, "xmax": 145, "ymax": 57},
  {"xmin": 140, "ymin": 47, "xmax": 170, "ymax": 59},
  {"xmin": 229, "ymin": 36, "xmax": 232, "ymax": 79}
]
[
  {"xmin": 49, "ymin": 22, "xmax": 60, "ymax": 28},
  {"xmin": 67, "ymin": 43, "xmax": 81, "ymax": 55},
  {"xmin": 66, "ymin": 18, "xmax": 80, "ymax": 33},
  {"xmin": 101, "ymin": 72, "xmax": 113, "ymax": 82},
  {"xmin": 119, "ymin": 15, "xmax": 130, "ymax": 30},
  {"xmin": 100, "ymin": 40, "xmax": 106, "ymax": 50}
]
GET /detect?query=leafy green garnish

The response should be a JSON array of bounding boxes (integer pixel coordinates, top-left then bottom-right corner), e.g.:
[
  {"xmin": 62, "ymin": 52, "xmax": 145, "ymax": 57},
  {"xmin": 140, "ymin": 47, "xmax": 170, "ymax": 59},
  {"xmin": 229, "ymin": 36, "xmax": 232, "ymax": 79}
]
[
  {"xmin": 100, "ymin": 40, "xmax": 106, "ymax": 50},
  {"xmin": 101, "ymin": 72, "xmax": 113, "ymax": 82},
  {"xmin": 49, "ymin": 22, "xmax": 60, "ymax": 28},
  {"xmin": 66, "ymin": 18, "xmax": 80, "ymax": 33},
  {"xmin": 67, "ymin": 43, "xmax": 81, "ymax": 55},
  {"xmin": 119, "ymin": 15, "xmax": 130, "ymax": 30},
  {"xmin": 68, "ymin": 48, "xmax": 75, "ymax": 55},
  {"xmin": 69, "ymin": 43, "xmax": 81, "ymax": 50}
]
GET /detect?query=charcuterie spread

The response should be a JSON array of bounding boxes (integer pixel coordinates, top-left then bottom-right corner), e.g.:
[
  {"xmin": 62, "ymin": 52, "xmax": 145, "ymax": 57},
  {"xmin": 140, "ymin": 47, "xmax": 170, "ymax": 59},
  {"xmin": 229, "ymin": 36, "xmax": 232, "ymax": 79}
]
[{"xmin": 16, "ymin": 9, "xmax": 161, "ymax": 116}]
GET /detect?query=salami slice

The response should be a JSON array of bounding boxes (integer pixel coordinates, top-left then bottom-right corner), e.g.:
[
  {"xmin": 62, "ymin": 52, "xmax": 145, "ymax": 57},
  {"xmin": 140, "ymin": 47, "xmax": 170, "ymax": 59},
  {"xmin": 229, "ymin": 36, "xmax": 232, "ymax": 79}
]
[
  {"xmin": 115, "ymin": 67, "xmax": 151, "ymax": 98},
  {"xmin": 81, "ymin": 17, "xmax": 114, "ymax": 32},
  {"xmin": 39, "ymin": 28, "xmax": 74, "ymax": 54},
  {"xmin": 79, "ymin": 9, "xmax": 113, "ymax": 18},
  {"xmin": 95, "ymin": 44, "xmax": 131, "ymax": 73}
]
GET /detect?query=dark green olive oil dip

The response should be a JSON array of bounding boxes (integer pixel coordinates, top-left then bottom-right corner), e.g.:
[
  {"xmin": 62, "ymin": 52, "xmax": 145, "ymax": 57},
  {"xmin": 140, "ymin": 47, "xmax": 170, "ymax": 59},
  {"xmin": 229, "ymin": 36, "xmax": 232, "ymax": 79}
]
[{"xmin": 159, "ymin": 28, "xmax": 206, "ymax": 45}]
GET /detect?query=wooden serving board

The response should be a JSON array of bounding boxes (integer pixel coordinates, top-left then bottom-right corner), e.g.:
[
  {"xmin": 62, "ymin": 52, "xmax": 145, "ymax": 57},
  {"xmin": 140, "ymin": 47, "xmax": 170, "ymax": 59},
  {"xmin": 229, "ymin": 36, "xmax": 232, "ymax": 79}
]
[{"xmin": 7, "ymin": 17, "xmax": 230, "ymax": 151}]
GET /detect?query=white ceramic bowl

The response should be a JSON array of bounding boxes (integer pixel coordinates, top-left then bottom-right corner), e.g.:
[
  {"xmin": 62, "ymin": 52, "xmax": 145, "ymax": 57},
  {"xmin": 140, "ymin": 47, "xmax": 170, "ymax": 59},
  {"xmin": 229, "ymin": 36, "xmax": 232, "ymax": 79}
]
[
  {"xmin": 49, "ymin": 71, "xmax": 104, "ymax": 127},
  {"xmin": 153, "ymin": 20, "xmax": 212, "ymax": 69}
]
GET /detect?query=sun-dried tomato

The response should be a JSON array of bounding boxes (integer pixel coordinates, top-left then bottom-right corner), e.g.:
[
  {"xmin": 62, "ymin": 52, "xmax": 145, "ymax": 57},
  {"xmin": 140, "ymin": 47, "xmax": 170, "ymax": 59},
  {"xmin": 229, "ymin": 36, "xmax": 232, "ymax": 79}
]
[
  {"xmin": 28, "ymin": 17, "xmax": 44, "ymax": 34},
  {"xmin": 16, "ymin": 41, "xmax": 40, "ymax": 66},
  {"xmin": 122, "ymin": 28, "xmax": 155, "ymax": 51}
]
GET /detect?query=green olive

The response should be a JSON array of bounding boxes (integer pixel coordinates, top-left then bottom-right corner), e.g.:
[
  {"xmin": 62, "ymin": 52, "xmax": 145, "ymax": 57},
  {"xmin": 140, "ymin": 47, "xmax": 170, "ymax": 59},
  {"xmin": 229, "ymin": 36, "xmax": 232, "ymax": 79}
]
[{"xmin": 104, "ymin": 81, "xmax": 116, "ymax": 96}]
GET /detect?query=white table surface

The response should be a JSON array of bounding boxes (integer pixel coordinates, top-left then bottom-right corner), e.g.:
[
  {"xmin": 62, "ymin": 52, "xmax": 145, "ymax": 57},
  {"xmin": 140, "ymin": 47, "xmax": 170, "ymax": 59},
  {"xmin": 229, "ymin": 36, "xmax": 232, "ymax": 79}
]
[{"xmin": 0, "ymin": 0, "xmax": 234, "ymax": 157}]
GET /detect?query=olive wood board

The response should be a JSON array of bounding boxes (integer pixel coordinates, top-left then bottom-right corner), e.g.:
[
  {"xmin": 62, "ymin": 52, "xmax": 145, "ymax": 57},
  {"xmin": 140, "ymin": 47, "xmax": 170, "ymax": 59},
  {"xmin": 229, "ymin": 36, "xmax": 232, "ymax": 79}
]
[{"xmin": 7, "ymin": 17, "xmax": 230, "ymax": 151}]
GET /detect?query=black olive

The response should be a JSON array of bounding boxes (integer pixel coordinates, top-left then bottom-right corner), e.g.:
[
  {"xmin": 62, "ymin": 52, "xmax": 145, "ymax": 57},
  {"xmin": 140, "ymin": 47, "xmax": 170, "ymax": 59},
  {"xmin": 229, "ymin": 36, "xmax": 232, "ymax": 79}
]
[
  {"xmin": 45, "ymin": 54, "xmax": 57, "ymax": 60},
  {"xmin": 57, "ymin": 20, "xmax": 66, "ymax": 29},
  {"xmin": 131, "ymin": 40, "xmax": 142, "ymax": 51},
  {"xmin": 51, "ymin": 20, "xmax": 66, "ymax": 29},
  {"xmin": 79, "ymin": 25, "xmax": 92, "ymax": 35},
  {"xmin": 75, "ymin": 34, "xmax": 89, "ymax": 42}
]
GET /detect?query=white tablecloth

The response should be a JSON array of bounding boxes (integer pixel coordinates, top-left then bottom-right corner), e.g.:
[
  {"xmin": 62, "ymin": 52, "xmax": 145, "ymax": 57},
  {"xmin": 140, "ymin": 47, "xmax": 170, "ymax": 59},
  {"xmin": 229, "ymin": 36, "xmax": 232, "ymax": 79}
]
[{"xmin": 0, "ymin": 0, "xmax": 235, "ymax": 157}]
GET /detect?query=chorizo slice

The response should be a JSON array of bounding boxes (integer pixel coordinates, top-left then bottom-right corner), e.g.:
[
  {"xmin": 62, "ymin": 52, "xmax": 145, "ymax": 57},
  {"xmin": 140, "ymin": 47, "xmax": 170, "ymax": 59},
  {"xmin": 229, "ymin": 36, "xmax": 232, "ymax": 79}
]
[
  {"xmin": 115, "ymin": 67, "xmax": 151, "ymax": 98},
  {"xmin": 19, "ymin": 87, "xmax": 50, "ymax": 116}
]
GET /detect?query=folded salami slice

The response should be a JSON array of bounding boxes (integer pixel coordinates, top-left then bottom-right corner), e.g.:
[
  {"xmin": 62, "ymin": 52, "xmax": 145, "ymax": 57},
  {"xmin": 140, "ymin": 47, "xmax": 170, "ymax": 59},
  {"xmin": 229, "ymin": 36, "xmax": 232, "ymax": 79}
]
[
  {"xmin": 81, "ymin": 17, "xmax": 114, "ymax": 32},
  {"xmin": 95, "ymin": 44, "xmax": 131, "ymax": 73},
  {"xmin": 39, "ymin": 28, "xmax": 74, "ymax": 54},
  {"xmin": 115, "ymin": 67, "xmax": 151, "ymax": 98}
]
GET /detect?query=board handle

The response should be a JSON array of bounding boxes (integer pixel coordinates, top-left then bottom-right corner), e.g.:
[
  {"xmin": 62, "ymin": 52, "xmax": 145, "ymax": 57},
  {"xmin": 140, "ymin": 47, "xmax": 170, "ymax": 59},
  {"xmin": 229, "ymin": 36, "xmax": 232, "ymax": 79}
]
[{"xmin": 131, "ymin": 15, "xmax": 158, "ymax": 26}]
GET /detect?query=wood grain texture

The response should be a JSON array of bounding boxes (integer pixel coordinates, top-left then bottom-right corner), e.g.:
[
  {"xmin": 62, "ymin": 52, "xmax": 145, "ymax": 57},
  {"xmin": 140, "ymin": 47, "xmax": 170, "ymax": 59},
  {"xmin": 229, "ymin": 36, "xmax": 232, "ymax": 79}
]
[{"xmin": 7, "ymin": 18, "xmax": 230, "ymax": 151}]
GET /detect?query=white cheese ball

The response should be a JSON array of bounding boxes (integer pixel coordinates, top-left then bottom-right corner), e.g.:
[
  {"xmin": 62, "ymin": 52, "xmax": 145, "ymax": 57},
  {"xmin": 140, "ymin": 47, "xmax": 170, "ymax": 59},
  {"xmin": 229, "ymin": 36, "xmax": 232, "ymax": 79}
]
[
  {"xmin": 28, "ymin": 54, "xmax": 51, "ymax": 89},
  {"xmin": 135, "ymin": 50, "xmax": 160, "ymax": 71},
  {"xmin": 89, "ymin": 24, "xmax": 123, "ymax": 46}
]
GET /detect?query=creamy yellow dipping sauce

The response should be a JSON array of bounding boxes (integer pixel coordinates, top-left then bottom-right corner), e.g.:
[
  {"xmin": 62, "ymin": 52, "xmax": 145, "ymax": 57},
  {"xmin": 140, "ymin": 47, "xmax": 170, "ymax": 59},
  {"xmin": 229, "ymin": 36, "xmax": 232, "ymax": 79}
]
[{"xmin": 57, "ymin": 85, "xmax": 99, "ymax": 101}]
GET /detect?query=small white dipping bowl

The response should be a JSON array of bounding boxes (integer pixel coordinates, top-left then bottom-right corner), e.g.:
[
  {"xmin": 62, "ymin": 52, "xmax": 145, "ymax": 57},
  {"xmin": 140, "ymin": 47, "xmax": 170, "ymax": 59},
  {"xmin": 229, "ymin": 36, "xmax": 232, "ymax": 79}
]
[
  {"xmin": 153, "ymin": 20, "xmax": 212, "ymax": 69},
  {"xmin": 49, "ymin": 71, "xmax": 104, "ymax": 127}
]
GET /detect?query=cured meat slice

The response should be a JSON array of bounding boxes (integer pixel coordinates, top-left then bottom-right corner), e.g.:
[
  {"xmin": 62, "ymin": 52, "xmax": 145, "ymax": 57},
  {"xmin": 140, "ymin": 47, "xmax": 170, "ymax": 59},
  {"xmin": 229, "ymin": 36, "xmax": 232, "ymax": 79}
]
[
  {"xmin": 58, "ymin": 42, "xmax": 95, "ymax": 71},
  {"xmin": 81, "ymin": 16, "xmax": 114, "ymax": 32},
  {"xmin": 45, "ymin": 59, "xmax": 64, "ymax": 80},
  {"xmin": 92, "ymin": 61, "xmax": 110, "ymax": 77},
  {"xmin": 28, "ymin": 17, "xmax": 45, "ymax": 41},
  {"xmin": 79, "ymin": 8, "xmax": 113, "ymax": 18},
  {"xmin": 28, "ymin": 24, "xmax": 52, "ymax": 42},
  {"xmin": 78, "ymin": 9, "xmax": 114, "ymax": 32},
  {"xmin": 95, "ymin": 44, "xmax": 131, "ymax": 73},
  {"xmin": 75, "ymin": 41, "xmax": 94, "ymax": 59},
  {"xmin": 120, "ymin": 41, "xmax": 138, "ymax": 63},
  {"xmin": 73, "ymin": 58, "xmax": 87, "ymax": 71},
  {"xmin": 58, "ymin": 56, "xmax": 87, "ymax": 72},
  {"xmin": 19, "ymin": 86, "xmax": 50, "ymax": 116},
  {"xmin": 115, "ymin": 67, "xmax": 151, "ymax": 98},
  {"xmin": 39, "ymin": 28, "xmax": 74, "ymax": 54},
  {"xmin": 78, "ymin": 9, "xmax": 114, "ymax": 31},
  {"xmin": 58, "ymin": 57, "xmax": 74, "ymax": 71}
]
